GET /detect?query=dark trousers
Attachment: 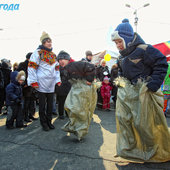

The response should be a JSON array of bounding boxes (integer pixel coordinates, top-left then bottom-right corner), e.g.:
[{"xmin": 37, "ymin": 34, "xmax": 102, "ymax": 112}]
[
  {"xmin": 6, "ymin": 104, "xmax": 24, "ymax": 127},
  {"xmin": 97, "ymin": 88, "xmax": 103, "ymax": 109},
  {"xmin": 0, "ymin": 89, "xmax": 5, "ymax": 113},
  {"xmin": 38, "ymin": 92, "xmax": 54, "ymax": 127},
  {"xmin": 57, "ymin": 95, "xmax": 67, "ymax": 116},
  {"xmin": 24, "ymin": 97, "xmax": 35, "ymax": 119},
  {"xmin": 112, "ymin": 86, "xmax": 118, "ymax": 104}
]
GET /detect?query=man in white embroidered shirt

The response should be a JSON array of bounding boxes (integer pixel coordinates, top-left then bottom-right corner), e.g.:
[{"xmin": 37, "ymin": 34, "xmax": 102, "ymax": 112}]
[{"xmin": 27, "ymin": 32, "xmax": 61, "ymax": 131}]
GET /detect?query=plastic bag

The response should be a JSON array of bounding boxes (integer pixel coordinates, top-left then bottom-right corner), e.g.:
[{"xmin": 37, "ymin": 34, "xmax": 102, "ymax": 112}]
[
  {"xmin": 116, "ymin": 78, "xmax": 170, "ymax": 162},
  {"xmin": 62, "ymin": 79, "xmax": 100, "ymax": 140}
]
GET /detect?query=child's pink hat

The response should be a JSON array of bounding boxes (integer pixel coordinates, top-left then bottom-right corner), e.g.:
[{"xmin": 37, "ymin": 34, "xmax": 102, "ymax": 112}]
[{"xmin": 104, "ymin": 76, "xmax": 109, "ymax": 81}]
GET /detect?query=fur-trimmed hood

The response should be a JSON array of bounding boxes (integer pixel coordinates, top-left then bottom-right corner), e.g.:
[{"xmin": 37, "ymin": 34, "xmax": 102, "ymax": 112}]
[{"xmin": 10, "ymin": 71, "xmax": 25, "ymax": 85}]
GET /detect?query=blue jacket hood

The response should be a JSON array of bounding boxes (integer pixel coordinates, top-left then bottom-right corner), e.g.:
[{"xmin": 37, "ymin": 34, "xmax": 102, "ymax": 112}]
[
  {"xmin": 120, "ymin": 33, "xmax": 145, "ymax": 57},
  {"xmin": 129, "ymin": 33, "xmax": 145, "ymax": 47},
  {"xmin": 10, "ymin": 71, "xmax": 19, "ymax": 85}
]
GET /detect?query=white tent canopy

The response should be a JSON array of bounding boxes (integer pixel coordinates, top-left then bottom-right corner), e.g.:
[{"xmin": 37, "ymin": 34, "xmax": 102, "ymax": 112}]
[{"xmin": 91, "ymin": 50, "xmax": 119, "ymax": 71}]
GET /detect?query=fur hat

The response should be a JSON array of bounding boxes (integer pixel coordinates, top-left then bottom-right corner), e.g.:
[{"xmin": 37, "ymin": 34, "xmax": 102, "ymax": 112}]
[
  {"xmin": 57, "ymin": 50, "xmax": 71, "ymax": 61},
  {"xmin": 40, "ymin": 32, "xmax": 51, "ymax": 43},
  {"xmin": 16, "ymin": 71, "xmax": 26, "ymax": 81},
  {"xmin": 111, "ymin": 19, "xmax": 134, "ymax": 48}
]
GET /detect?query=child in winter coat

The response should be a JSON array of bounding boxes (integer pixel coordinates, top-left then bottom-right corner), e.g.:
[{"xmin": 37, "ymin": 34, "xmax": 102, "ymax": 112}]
[
  {"xmin": 6, "ymin": 71, "xmax": 27, "ymax": 129},
  {"xmin": 101, "ymin": 76, "xmax": 112, "ymax": 110},
  {"xmin": 112, "ymin": 18, "xmax": 170, "ymax": 162}
]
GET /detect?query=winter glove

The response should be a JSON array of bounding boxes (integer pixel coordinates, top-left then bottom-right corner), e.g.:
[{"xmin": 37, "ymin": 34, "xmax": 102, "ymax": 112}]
[
  {"xmin": 31, "ymin": 82, "xmax": 39, "ymax": 88},
  {"xmin": 56, "ymin": 82, "xmax": 61, "ymax": 86}
]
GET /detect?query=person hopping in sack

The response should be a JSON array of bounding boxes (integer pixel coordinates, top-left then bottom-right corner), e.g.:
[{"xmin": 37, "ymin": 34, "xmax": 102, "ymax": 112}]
[
  {"xmin": 61, "ymin": 60, "xmax": 100, "ymax": 141},
  {"xmin": 111, "ymin": 18, "xmax": 170, "ymax": 162}
]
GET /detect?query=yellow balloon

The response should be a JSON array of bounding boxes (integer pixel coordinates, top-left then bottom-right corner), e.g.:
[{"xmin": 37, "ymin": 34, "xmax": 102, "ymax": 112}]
[{"xmin": 104, "ymin": 54, "xmax": 111, "ymax": 61}]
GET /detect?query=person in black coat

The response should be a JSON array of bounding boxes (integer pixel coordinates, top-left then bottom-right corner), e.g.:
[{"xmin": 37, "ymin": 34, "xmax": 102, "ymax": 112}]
[
  {"xmin": 0, "ymin": 59, "xmax": 11, "ymax": 114},
  {"xmin": 0, "ymin": 63, "xmax": 4, "ymax": 114},
  {"xmin": 96, "ymin": 59, "xmax": 110, "ymax": 81},
  {"xmin": 56, "ymin": 51, "xmax": 74, "ymax": 119},
  {"xmin": 17, "ymin": 53, "xmax": 38, "ymax": 122},
  {"xmin": 110, "ymin": 63, "xmax": 118, "ymax": 106},
  {"xmin": 81, "ymin": 50, "xmax": 93, "ymax": 63},
  {"xmin": 96, "ymin": 59, "xmax": 110, "ymax": 109}
]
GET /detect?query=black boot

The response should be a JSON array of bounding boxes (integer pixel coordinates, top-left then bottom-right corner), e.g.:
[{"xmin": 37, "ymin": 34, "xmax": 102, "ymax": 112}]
[
  {"xmin": 6, "ymin": 125, "xmax": 15, "ymax": 129},
  {"xmin": 52, "ymin": 112, "xmax": 58, "ymax": 116},
  {"xmin": 47, "ymin": 121, "xmax": 55, "ymax": 129},
  {"xmin": 24, "ymin": 117, "xmax": 32, "ymax": 122},
  {"xmin": 42, "ymin": 125, "xmax": 50, "ymax": 131},
  {"xmin": 41, "ymin": 123, "xmax": 50, "ymax": 131},
  {"xmin": 29, "ymin": 115, "xmax": 38, "ymax": 121},
  {"xmin": 16, "ymin": 124, "xmax": 27, "ymax": 128},
  {"xmin": 59, "ymin": 115, "xmax": 65, "ymax": 119}
]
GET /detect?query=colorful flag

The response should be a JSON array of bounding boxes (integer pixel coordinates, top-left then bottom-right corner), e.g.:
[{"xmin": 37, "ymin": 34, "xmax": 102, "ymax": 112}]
[{"xmin": 153, "ymin": 41, "xmax": 170, "ymax": 57}]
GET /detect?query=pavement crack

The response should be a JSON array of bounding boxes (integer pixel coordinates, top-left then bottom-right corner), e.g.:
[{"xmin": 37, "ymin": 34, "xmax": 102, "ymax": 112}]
[{"xmin": 0, "ymin": 140, "xmax": 125, "ymax": 164}]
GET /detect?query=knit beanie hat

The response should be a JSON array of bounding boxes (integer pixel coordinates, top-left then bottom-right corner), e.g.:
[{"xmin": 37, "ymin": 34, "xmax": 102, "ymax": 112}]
[
  {"xmin": 26, "ymin": 52, "xmax": 32, "ymax": 60},
  {"xmin": 111, "ymin": 19, "xmax": 134, "ymax": 48},
  {"xmin": 57, "ymin": 50, "xmax": 71, "ymax": 61},
  {"xmin": 104, "ymin": 76, "xmax": 109, "ymax": 81},
  {"xmin": 85, "ymin": 50, "xmax": 93, "ymax": 56},
  {"xmin": 40, "ymin": 32, "xmax": 51, "ymax": 43}
]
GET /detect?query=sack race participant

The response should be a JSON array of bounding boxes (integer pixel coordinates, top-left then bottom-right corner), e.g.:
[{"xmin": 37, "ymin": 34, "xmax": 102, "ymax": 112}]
[
  {"xmin": 56, "ymin": 51, "xmax": 74, "ymax": 119},
  {"xmin": 61, "ymin": 61, "xmax": 101, "ymax": 141},
  {"xmin": 112, "ymin": 18, "xmax": 170, "ymax": 162}
]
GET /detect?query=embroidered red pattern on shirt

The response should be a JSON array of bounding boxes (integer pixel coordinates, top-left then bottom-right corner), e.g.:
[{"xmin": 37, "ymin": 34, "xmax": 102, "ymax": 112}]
[
  {"xmin": 55, "ymin": 65, "xmax": 60, "ymax": 71},
  {"xmin": 39, "ymin": 50, "xmax": 57, "ymax": 65},
  {"xmin": 28, "ymin": 61, "xmax": 38, "ymax": 70}
]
